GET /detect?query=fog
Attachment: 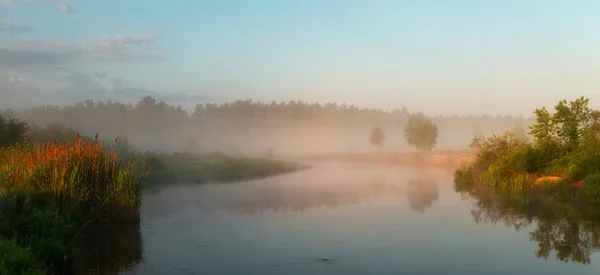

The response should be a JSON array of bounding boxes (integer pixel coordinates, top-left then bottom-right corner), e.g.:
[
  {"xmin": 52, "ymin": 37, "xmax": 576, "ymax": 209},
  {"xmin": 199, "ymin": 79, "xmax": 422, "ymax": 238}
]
[{"xmin": 0, "ymin": 96, "xmax": 535, "ymax": 156}]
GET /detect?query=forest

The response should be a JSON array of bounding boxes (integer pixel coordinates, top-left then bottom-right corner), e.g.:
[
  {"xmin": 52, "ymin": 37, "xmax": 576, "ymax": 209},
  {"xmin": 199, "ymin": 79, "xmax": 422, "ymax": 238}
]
[{"xmin": 0, "ymin": 96, "xmax": 533, "ymax": 155}]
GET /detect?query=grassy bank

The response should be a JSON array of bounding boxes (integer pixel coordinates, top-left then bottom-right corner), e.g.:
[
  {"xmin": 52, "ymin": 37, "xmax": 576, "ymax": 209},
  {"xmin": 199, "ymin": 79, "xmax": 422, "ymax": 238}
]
[
  {"xmin": 0, "ymin": 136, "xmax": 144, "ymax": 274},
  {"xmin": 136, "ymin": 152, "xmax": 311, "ymax": 184},
  {"xmin": 455, "ymin": 97, "xmax": 600, "ymax": 201}
]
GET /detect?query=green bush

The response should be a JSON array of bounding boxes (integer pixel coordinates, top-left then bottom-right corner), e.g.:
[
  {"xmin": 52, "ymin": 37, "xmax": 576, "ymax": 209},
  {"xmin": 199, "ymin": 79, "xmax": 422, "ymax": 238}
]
[
  {"xmin": 455, "ymin": 97, "xmax": 600, "ymax": 201},
  {"xmin": 579, "ymin": 173, "xmax": 600, "ymax": 201},
  {"xmin": 0, "ymin": 238, "xmax": 45, "ymax": 275},
  {"xmin": 0, "ymin": 115, "xmax": 28, "ymax": 148},
  {"xmin": 0, "ymin": 189, "xmax": 82, "ymax": 273}
]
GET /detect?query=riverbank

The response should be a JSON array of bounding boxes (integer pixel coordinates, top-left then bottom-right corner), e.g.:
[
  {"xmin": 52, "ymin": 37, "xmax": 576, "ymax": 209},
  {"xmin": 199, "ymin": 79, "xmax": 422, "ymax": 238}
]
[
  {"xmin": 0, "ymin": 142, "xmax": 310, "ymax": 274},
  {"xmin": 133, "ymin": 152, "xmax": 311, "ymax": 184},
  {"xmin": 288, "ymin": 151, "xmax": 475, "ymax": 169},
  {"xmin": 0, "ymin": 136, "xmax": 143, "ymax": 274},
  {"xmin": 454, "ymin": 97, "xmax": 600, "ymax": 201}
]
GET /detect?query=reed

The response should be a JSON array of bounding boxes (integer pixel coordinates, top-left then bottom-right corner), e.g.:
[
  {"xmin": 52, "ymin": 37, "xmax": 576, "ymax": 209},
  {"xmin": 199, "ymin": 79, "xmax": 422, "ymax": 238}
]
[{"xmin": 0, "ymin": 134, "xmax": 145, "ymax": 222}]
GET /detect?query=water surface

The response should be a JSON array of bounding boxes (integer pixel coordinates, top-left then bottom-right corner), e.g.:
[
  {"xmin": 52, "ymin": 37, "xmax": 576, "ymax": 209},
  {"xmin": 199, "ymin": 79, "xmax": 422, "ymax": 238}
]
[{"xmin": 81, "ymin": 162, "xmax": 600, "ymax": 275}]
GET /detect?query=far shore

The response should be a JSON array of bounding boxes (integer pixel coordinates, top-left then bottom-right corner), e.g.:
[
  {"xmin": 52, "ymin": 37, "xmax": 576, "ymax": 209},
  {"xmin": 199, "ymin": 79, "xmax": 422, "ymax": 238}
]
[{"xmin": 282, "ymin": 151, "xmax": 476, "ymax": 168}]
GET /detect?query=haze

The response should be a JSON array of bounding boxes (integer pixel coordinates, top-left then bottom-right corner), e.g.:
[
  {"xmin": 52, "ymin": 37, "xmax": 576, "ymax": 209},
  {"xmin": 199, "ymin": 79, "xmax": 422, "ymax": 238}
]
[{"xmin": 2, "ymin": 0, "xmax": 599, "ymax": 115}]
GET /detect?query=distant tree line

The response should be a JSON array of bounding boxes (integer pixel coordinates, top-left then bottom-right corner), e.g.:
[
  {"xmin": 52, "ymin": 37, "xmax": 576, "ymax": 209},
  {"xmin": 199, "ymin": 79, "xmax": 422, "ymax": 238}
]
[{"xmin": 0, "ymin": 96, "xmax": 534, "ymax": 142}]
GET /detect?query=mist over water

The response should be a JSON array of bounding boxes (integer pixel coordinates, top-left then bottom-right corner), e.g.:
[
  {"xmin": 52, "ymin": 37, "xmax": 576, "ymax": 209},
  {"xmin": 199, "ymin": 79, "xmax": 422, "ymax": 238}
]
[
  {"xmin": 75, "ymin": 163, "xmax": 599, "ymax": 275},
  {"xmin": 4, "ymin": 2, "xmax": 600, "ymax": 274}
]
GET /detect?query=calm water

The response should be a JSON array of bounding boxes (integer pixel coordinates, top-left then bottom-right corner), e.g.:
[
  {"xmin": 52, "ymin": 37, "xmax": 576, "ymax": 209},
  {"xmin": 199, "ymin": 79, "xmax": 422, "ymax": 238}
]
[{"xmin": 77, "ymin": 162, "xmax": 600, "ymax": 275}]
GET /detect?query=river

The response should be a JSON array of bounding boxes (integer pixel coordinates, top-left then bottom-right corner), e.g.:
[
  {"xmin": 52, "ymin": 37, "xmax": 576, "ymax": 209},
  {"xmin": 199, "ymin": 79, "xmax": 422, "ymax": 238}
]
[{"xmin": 75, "ymin": 162, "xmax": 600, "ymax": 275}]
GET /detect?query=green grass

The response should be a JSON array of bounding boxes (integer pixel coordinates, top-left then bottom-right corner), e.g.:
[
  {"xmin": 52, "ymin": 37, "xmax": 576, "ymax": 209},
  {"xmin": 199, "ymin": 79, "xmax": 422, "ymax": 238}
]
[
  {"xmin": 0, "ymin": 237, "xmax": 46, "ymax": 275},
  {"xmin": 140, "ymin": 152, "xmax": 310, "ymax": 184}
]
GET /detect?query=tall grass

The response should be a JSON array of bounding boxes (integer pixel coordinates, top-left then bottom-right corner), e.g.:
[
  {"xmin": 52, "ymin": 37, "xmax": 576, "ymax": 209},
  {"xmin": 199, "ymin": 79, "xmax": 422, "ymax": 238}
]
[{"xmin": 0, "ymin": 135, "xmax": 144, "ymax": 222}]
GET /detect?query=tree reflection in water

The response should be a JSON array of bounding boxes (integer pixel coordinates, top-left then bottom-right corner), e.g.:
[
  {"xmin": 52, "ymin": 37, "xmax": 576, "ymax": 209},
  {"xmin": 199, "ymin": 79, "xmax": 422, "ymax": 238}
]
[
  {"xmin": 232, "ymin": 177, "xmax": 405, "ymax": 214},
  {"xmin": 72, "ymin": 223, "xmax": 143, "ymax": 274},
  {"xmin": 404, "ymin": 178, "xmax": 439, "ymax": 213},
  {"xmin": 455, "ymin": 182, "xmax": 600, "ymax": 264}
]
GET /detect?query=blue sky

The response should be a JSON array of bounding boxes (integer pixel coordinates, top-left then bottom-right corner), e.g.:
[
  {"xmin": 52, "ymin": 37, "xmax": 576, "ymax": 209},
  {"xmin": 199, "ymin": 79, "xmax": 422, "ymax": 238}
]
[{"xmin": 1, "ymin": 0, "xmax": 600, "ymax": 115}]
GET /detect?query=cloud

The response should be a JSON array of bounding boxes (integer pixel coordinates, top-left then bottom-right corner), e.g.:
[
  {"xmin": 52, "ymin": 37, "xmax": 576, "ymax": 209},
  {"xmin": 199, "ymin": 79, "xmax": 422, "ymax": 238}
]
[
  {"xmin": 0, "ymin": 40, "xmax": 82, "ymax": 68},
  {"xmin": 0, "ymin": 33, "xmax": 163, "ymax": 69},
  {"xmin": 57, "ymin": 0, "xmax": 73, "ymax": 13},
  {"xmin": 0, "ymin": 68, "xmax": 211, "ymax": 110},
  {"xmin": 1, "ymin": 0, "xmax": 75, "ymax": 14},
  {"xmin": 53, "ymin": 71, "xmax": 209, "ymax": 106},
  {"xmin": 84, "ymin": 33, "xmax": 163, "ymax": 62},
  {"xmin": 0, "ymin": 0, "xmax": 13, "ymax": 6},
  {"xmin": 0, "ymin": 20, "xmax": 32, "ymax": 35}
]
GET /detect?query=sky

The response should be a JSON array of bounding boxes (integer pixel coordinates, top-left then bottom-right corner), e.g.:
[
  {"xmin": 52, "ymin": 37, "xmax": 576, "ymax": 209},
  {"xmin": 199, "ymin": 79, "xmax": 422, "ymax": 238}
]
[{"xmin": 1, "ymin": 0, "xmax": 600, "ymax": 115}]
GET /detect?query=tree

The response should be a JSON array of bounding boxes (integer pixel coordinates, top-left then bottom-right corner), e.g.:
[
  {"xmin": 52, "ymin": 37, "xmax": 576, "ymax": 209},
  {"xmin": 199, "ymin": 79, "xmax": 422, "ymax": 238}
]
[
  {"xmin": 404, "ymin": 112, "xmax": 438, "ymax": 151},
  {"xmin": 529, "ymin": 97, "xmax": 597, "ymax": 151},
  {"xmin": 0, "ymin": 115, "xmax": 28, "ymax": 148},
  {"xmin": 370, "ymin": 126, "xmax": 385, "ymax": 149}
]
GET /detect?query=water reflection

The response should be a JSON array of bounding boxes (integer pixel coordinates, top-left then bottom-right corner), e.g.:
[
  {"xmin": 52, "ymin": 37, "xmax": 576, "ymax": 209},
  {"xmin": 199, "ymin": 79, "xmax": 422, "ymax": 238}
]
[
  {"xmin": 73, "ymin": 223, "xmax": 143, "ymax": 274},
  {"xmin": 456, "ymin": 183, "xmax": 600, "ymax": 264},
  {"xmin": 405, "ymin": 178, "xmax": 439, "ymax": 213},
  {"xmin": 231, "ymin": 177, "xmax": 405, "ymax": 214}
]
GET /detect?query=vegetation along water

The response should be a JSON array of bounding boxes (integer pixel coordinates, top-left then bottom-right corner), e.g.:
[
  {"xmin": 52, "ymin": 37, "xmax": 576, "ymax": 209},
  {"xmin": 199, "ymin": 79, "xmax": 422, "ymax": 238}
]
[
  {"xmin": 455, "ymin": 97, "xmax": 600, "ymax": 201},
  {"xmin": 0, "ymin": 116, "xmax": 307, "ymax": 274}
]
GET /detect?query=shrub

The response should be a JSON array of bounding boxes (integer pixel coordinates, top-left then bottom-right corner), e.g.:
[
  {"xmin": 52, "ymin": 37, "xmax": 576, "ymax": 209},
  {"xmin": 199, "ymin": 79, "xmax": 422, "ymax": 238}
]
[
  {"xmin": 370, "ymin": 126, "xmax": 385, "ymax": 148},
  {"xmin": 457, "ymin": 97, "xmax": 600, "ymax": 197},
  {"xmin": 0, "ymin": 115, "xmax": 28, "ymax": 148},
  {"xmin": 579, "ymin": 173, "xmax": 600, "ymax": 201},
  {"xmin": 0, "ymin": 237, "xmax": 45, "ymax": 275},
  {"xmin": 469, "ymin": 131, "xmax": 528, "ymax": 171}
]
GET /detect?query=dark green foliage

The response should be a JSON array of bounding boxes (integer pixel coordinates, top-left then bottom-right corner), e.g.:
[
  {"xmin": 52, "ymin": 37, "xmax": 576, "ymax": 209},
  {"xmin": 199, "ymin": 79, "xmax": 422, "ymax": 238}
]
[
  {"xmin": 0, "ymin": 189, "xmax": 83, "ymax": 274},
  {"xmin": 0, "ymin": 115, "xmax": 28, "ymax": 148},
  {"xmin": 25, "ymin": 123, "xmax": 81, "ymax": 145},
  {"xmin": 404, "ymin": 112, "xmax": 438, "ymax": 151},
  {"xmin": 0, "ymin": 237, "xmax": 46, "ymax": 275},
  {"xmin": 369, "ymin": 127, "xmax": 385, "ymax": 148},
  {"xmin": 580, "ymin": 173, "xmax": 600, "ymax": 201},
  {"xmin": 142, "ymin": 152, "xmax": 310, "ymax": 184},
  {"xmin": 456, "ymin": 97, "xmax": 600, "ymax": 200}
]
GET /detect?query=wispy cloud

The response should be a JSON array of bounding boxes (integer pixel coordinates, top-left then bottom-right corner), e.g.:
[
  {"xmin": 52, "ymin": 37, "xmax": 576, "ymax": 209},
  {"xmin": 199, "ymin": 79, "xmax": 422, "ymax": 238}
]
[
  {"xmin": 0, "ymin": 0, "xmax": 14, "ymax": 7},
  {"xmin": 1, "ymin": 0, "xmax": 75, "ymax": 14},
  {"xmin": 0, "ymin": 33, "xmax": 162, "ymax": 69},
  {"xmin": 84, "ymin": 33, "xmax": 164, "ymax": 62},
  {"xmin": 0, "ymin": 20, "xmax": 32, "ymax": 35},
  {"xmin": 0, "ymin": 40, "xmax": 81, "ymax": 68},
  {"xmin": 57, "ymin": 0, "xmax": 73, "ymax": 13}
]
